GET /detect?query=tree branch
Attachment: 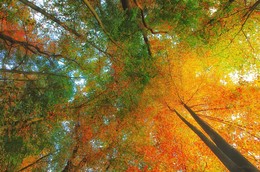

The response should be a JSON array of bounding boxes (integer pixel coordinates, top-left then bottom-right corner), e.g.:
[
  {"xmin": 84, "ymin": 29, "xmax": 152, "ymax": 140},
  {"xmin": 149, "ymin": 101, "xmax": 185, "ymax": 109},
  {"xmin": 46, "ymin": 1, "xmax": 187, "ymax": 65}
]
[
  {"xmin": 82, "ymin": 0, "xmax": 118, "ymax": 46},
  {"xmin": 0, "ymin": 68, "xmax": 86, "ymax": 79},
  {"xmin": 197, "ymin": 113, "xmax": 259, "ymax": 140},
  {"xmin": 18, "ymin": 0, "xmax": 113, "ymax": 59},
  {"xmin": 18, "ymin": 153, "xmax": 52, "ymax": 171},
  {"xmin": 228, "ymin": 0, "xmax": 260, "ymax": 45},
  {"xmin": 0, "ymin": 32, "xmax": 62, "ymax": 57},
  {"xmin": 18, "ymin": 0, "xmax": 82, "ymax": 37},
  {"xmin": 133, "ymin": 0, "xmax": 168, "ymax": 34},
  {"xmin": 61, "ymin": 122, "xmax": 81, "ymax": 172}
]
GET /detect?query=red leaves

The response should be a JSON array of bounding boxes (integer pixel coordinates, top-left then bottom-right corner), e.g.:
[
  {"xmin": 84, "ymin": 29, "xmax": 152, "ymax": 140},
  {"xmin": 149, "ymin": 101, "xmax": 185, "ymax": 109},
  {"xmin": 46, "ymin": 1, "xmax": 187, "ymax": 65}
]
[
  {"xmin": 0, "ymin": 13, "xmax": 26, "ymax": 41},
  {"xmin": 126, "ymin": 166, "xmax": 141, "ymax": 172}
]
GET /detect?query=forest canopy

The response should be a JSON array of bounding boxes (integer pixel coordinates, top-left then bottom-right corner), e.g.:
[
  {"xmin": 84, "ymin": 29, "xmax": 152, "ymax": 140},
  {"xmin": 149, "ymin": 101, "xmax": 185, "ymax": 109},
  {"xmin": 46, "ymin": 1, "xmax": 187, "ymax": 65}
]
[{"xmin": 0, "ymin": 0, "xmax": 260, "ymax": 171}]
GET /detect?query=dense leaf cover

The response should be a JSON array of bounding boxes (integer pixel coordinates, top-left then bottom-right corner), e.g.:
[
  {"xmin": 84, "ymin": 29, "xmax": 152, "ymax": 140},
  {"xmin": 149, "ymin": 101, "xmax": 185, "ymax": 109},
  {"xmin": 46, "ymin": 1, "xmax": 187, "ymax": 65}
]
[{"xmin": 0, "ymin": 0, "xmax": 259, "ymax": 171}]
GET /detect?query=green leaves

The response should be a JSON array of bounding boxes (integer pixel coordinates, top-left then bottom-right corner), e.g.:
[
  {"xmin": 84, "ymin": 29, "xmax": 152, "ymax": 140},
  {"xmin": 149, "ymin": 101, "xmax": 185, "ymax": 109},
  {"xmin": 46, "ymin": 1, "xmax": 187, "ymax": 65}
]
[
  {"xmin": 3, "ymin": 136, "xmax": 24, "ymax": 154},
  {"xmin": 1, "ymin": 0, "xmax": 259, "ymax": 171}
]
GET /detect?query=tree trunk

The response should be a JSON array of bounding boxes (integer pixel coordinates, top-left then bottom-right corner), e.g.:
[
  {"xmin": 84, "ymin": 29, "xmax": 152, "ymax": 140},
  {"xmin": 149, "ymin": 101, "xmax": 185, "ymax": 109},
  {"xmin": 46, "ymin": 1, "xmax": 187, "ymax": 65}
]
[{"xmin": 183, "ymin": 104, "xmax": 259, "ymax": 172}]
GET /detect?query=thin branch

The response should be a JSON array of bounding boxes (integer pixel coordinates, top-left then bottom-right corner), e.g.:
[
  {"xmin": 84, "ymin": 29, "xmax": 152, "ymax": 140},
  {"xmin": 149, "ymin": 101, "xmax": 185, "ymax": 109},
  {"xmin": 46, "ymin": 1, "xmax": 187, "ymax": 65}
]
[
  {"xmin": 141, "ymin": 31, "xmax": 152, "ymax": 57},
  {"xmin": 74, "ymin": 157, "xmax": 88, "ymax": 171},
  {"xmin": 0, "ymin": 32, "xmax": 105, "ymax": 71},
  {"xmin": 0, "ymin": 32, "xmax": 62, "ymax": 57},
  {"xmin": 197, "ymin": 113, "xmax": 259, "ymax": 139},
  {"xmin": 186, "ymin": 80, "xmax": 204, "ymax": 104},
  {"xmin": 0, "ymin": 78, "xmax": 37, "ymax": 82},
  {"xmin": 194, "ymin": 107, "xmax": 230, "ymax": 112},
  {"xmin": 71, "ymin": 89, "xmax": 108, "ymax": 109},
  {"xmin": 82, "ymin": 0, "xmax": 118, "ymax": 46},
  {"xmin": 18, "ymin": 153, "xmax": 52, "ymax": 171},
  {"xmin": 61, "ymin": 122, "xmax": 81, "ymax": 172},
  {"xmin": 13, "ymin": 49, "xmax": 28, "ymax": 70},
  {"xmin": 189, "ymin": 103, "xmax": 207, "ymax": 108},
  {"xmin": 243, "ymin": 0, "xmax": 260, "ymax": 18},
  {"xmin": 18, "ymin": 0, "xmax": 82, "ymax": 37},
  {"xmin": 0, "ymin": 68, "xmax": 86, "ymax": 79},
  {"xmin": 18, "ymin": 0, "xmax": 113, "ymax": 59},
  {"xmin": 242, "ymin": 30, "xmax": 255, "ymax": 52},
  {"xmin": 132, "ymin": 0, "xmax": 169, "ymax": 57},
  {"xmin": 228, "ymin": 0, "xmax": 259, "ymax": 46}
]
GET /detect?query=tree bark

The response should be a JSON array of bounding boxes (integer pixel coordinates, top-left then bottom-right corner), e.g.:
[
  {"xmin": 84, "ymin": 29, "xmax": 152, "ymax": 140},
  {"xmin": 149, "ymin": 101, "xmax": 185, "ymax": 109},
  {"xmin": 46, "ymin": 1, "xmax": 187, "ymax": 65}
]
[
  {"xmin": 120, "ymin": 0, "xmax": 153, "ymax": 57},
  {"xmin": 171, "ymin": 107, "xmax": 243, "ymax": 172},
  {"xmin": 183, "ymin": 104, "xmax": 259, "ymax": 172}
]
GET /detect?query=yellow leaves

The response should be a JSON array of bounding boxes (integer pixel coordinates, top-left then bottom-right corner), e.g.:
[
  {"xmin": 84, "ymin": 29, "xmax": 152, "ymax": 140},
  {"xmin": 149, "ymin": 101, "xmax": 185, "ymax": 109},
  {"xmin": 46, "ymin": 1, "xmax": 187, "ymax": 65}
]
[
  {"xmin": 19, "ymin": 149, "xmax": 49, "ymax": 171},
  {"xmin": 130, "ymin": 26, "xmax": 260, "ymax": 169}
]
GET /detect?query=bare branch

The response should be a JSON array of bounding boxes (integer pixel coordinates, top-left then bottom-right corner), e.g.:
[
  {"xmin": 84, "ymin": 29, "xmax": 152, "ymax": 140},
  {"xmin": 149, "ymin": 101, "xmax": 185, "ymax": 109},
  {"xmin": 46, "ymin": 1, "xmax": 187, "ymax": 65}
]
[
  {"xmin": 197, "ymin": 113, "xmax": 259, "ymax": 139},
  {"xmin": 133, "ymin": 0, "xmax": 168, "ymax": 34},
  {"xmin": 0, "ymin": 32, "xmax": 62, "ymax": 57},
  {"xmin": 0, "ymin": 68, "xmax": 86, "ymax": 79},
  {"xmin": 18, "ymin": 153, "xmax": 52, "ymax": 171}
]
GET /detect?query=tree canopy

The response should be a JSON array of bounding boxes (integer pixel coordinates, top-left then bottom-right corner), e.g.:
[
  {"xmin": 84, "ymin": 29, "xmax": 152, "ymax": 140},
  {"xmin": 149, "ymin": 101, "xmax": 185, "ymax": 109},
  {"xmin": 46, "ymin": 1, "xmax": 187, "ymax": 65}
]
[{"xmin": 0, "ymin": 0, "xmax": 260, "ymax": 171}]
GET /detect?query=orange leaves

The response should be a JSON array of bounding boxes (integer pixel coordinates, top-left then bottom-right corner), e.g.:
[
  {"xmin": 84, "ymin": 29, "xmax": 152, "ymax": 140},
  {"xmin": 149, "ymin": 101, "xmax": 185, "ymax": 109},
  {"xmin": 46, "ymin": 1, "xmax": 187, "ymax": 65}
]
[
  {"xmin": 19, "ymin": 155, "xmax": 38, "ymax": 171},
  {"xmin": 143, "ymin": 146, "xmax": 157, "ymax": 158},
  {"xmin": 126, "ymin": 166, "xmax": 142, "ymax": 172},
  {"xmin": 149, "ymin": 39, "xmax": 165, "ymax": 52},
  {"xmin": 81, "ymin": 125, "xmax": 93, "ymax": 143},
  {"xmin": 127, "ymin": 34, "xmax": 260, "ymax": 170},
  {"xmin": 127, "ymin": 103, "xmax": 189, "ymax": 170},
  {"xmin": 2, "ymin": 0, "xmax": 258, "ymax": 171}
]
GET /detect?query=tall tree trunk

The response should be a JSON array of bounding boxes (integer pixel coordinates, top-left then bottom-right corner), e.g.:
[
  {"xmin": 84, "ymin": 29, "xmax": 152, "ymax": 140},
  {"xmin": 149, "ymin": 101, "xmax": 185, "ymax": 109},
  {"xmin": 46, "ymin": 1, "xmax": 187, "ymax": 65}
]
[
  {"xmin": 120, "ymin": 0, "xmax": 152, "ymax": 57},
  {"xmin": 183, "ymin": 104, "xmax": 259, "ymax": 172},
  {"xmin": 171, "ymin": 108, "xmax": 243, "ymax": 172}
]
